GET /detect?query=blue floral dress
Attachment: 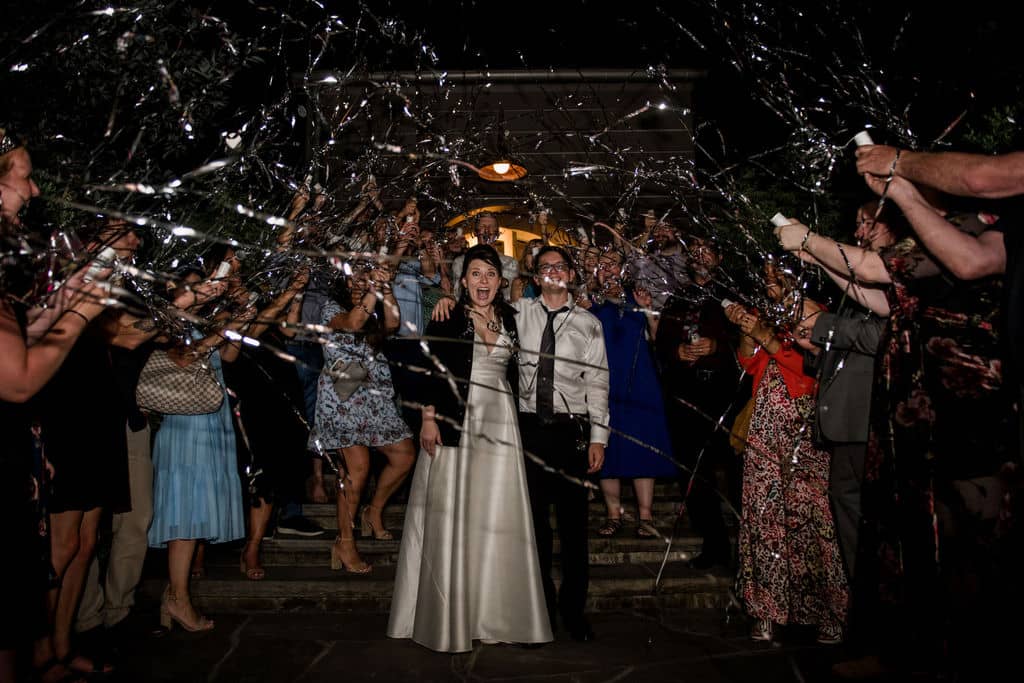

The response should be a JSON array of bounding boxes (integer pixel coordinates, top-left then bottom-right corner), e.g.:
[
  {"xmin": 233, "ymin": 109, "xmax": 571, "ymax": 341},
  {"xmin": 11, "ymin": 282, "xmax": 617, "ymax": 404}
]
[{"xmin": 308, "ymin": 299, "xmax": 411, "ymax": 451}]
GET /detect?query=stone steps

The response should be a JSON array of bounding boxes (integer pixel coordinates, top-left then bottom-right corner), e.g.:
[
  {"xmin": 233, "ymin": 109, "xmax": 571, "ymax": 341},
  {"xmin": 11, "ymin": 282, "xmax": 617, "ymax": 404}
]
[
  {"xmin": 140, "ymin": 561, "xmax": 734, "ymax": 615},
  {"xmin": 300, "ymin": 500, "xmax": 685, "ymax": 532},
  {"xmin": 202, "ymin": 528, "xmax": 703, "ymax": 568},
  {"xmin": 143, "ymin": 474, "xmax": 737, "ymax": 615},
  {"xmin": 311, "ymin": 476, "xmax": 683, "ymax": 504}
]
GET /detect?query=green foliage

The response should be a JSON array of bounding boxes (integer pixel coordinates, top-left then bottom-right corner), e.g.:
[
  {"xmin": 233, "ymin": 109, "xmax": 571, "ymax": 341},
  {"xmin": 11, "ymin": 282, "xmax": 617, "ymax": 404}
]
[{"xmin": 959, "ymin": 104, "xmax": 1024, "ymax": 155}]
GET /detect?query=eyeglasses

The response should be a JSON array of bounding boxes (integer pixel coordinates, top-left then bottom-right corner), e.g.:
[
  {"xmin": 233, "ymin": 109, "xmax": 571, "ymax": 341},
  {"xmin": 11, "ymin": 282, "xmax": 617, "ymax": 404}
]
[{"xmin": 538, "ymin": 262, "xmax": 570, "ymax": 274}]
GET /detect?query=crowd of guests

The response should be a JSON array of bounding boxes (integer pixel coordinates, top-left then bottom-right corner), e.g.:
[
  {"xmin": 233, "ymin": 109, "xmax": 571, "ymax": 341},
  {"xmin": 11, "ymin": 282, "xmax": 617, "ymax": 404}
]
[{"xmin": 2, "ymin": 123, "xmax": 1023, "ymax": 681}]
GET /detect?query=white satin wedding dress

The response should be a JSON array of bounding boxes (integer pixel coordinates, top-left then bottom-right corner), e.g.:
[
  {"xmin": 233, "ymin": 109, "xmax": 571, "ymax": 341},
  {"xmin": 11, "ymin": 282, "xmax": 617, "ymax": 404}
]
[{"xmin": 387, "ymin": 330, "xmax": 553, "ymax": 652}]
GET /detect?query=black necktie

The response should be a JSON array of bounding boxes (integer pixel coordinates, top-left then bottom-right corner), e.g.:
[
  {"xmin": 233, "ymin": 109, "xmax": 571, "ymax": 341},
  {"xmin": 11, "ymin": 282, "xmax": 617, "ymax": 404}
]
[{"xmin": 536, "ymin": 306, "xmax": 569, "ymax": 422}]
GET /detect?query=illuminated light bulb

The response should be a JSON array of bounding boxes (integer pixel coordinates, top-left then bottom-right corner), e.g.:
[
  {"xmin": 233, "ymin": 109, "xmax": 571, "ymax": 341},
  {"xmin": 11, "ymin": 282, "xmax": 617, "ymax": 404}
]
[{"xmin": 492, "ymin": 162, "xmax": 511, "ymax": 175}]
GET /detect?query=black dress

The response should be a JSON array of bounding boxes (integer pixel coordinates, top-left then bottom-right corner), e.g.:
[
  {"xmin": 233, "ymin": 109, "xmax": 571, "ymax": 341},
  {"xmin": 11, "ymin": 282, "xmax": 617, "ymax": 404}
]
[
  {"xmin": 224, "ymin": 329, "xmax": 309, "ymax": 506},
  {"xmin": 32, "ymin": 330, "xmax": 130, "ymax": 514},
  {"xmin": 0, "ymin": 304, "xmax": 49, "ymax": 648}
]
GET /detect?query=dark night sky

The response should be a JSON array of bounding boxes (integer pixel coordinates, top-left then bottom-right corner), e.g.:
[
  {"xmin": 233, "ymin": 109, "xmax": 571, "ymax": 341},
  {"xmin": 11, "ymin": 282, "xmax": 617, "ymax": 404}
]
[{"xmin": 342, "ymin": 0, "xmax": 1024, "ymax": 153}]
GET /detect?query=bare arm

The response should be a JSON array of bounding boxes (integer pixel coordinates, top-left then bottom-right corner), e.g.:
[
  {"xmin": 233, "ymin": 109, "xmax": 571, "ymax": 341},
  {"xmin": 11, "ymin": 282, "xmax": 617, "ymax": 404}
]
[
  {"xmin": 857, "ymin": 146, "xmax": 1024, "ymax": 200},
  {"xmin": 0, "ymin": 267, "xmax": 116, "ymax": 401},
  {"xmin": 245, "ymin": 270, "xmax": 309, "ymax": 341},
  {"xmin": 280, "ymin": 296, "xmax": 301, "ymax": 339},
  {"xmin": 633, "ymin": 287, "xmax": 659, "ymax": 338},
  {"xmin": 865, "ymin": 175, "xmax": 1006, "ymax": 280},
  {"xmin": 276, "ymin": 188, "xmax": 325, "ymax": 250},
  {"xmin": 510, "ymin": 277, "xmax": 525, "ymax": 302},
  {"xmin": 776, "ymin": 222, "xmax": 891, "ymax": 284},
  {"xmin": 0, "ymin": 303, "xmax": 98, "ymax": 402},
  {"xmin": 328, "ymin": 291, "xmax": 381, "ymax": 332},
  {"xmin": 797, "ymin": 250, "xmax": 892, "ymax": 317},
  {"xmin": 583, "ymin": 320, "xmax": 611, "ymax": 446},
  {"xmin": 380, "ymin": 292, "xmax": 401, "ymax": 333},
  {"xmin": 105, "ymin": 279, "xmax": 228, "ymax": 350},
  {"xmin": 725, "ymin": 303, "xmax": 781, "ymax": 357}
]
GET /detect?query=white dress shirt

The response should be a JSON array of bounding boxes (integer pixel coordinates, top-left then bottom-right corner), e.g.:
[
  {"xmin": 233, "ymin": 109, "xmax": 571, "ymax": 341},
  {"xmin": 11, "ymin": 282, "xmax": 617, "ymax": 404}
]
[{"xmin": 513, "ymin": 297, "xmax": 610, "ymax": 445}]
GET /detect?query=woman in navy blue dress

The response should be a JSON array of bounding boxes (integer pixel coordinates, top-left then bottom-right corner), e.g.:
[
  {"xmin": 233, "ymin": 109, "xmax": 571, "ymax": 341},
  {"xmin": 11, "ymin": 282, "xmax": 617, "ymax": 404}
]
[{"xmin": 587, "ymin": 250, "xmax": 676, "ymax": 537}]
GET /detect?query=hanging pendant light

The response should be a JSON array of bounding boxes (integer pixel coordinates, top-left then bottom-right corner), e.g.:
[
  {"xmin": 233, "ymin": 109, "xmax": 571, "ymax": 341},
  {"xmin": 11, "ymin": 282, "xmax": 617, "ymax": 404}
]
[
  {"xmin": 477, "ymin": 107, "xmax": 527, "ymax": 182},
  {"xmin": 477, "ymin": 159, "xmax": 528, "ymax": 182}
]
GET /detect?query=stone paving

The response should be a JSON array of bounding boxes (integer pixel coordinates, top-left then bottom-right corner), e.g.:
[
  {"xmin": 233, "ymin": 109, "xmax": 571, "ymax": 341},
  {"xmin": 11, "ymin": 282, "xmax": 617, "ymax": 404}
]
[{"xmin": 101, "ymin": 607, "xmax": 853, "ymax": 682}]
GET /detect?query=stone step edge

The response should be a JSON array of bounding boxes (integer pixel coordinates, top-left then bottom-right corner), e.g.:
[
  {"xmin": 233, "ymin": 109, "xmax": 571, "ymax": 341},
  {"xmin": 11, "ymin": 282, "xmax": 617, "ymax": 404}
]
[
  {"xmin": 206, "ymin": 549, "xmax": 695, "ymax": 568},
  {"xmin": 163, "ymin": 591, "xmax": 732, "ymax": 614},
  {"xmin": 141, "ymin": 572, "xmax": 731, "ymax": 600}
]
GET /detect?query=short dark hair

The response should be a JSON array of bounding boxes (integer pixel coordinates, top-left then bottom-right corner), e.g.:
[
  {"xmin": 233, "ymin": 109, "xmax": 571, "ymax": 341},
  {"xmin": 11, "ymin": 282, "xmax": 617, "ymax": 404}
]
[{"xmin": 534, "ymin": 245, "xmax": 574, "ymax": 272}]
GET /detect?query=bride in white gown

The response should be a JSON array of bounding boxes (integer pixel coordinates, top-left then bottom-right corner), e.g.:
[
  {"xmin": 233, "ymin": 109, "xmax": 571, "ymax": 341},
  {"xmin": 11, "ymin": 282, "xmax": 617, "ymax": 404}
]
[{"xmin": 387, "ymin": 245, "xmax": 552, "ymax": 653}]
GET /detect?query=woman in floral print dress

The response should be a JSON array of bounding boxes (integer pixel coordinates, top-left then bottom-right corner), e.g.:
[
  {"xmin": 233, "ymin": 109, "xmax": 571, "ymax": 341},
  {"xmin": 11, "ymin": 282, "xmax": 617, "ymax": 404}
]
[
  {"xmin": 725, "ymin": 274, "xmax": 849, "ymax": 645},
  {"xmin": 858, "ymin": 212, "xmax": 1015, "ymax": 673},
  {"xmin": 309, "ymin": 263, "xmax": 414, "ymax": 573}
]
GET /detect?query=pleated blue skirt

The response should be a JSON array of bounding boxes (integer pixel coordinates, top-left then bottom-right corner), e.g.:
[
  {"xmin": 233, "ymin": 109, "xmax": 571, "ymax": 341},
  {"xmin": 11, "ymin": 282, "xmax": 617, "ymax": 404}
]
[{"xmin": 148, "ymin": 375, "xmax": 245, "ymax": 547}]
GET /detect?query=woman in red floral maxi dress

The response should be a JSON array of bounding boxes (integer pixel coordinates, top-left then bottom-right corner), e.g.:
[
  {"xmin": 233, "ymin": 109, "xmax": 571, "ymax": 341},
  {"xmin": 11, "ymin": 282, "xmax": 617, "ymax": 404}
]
[{"xmin": 726, "ymin": 295, "xmax": 849, "ymax": 644}]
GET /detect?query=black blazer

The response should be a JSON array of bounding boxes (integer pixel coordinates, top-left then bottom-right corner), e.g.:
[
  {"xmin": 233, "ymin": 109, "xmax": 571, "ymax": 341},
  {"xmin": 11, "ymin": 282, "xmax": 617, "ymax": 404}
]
[{"xmin": 412, "ymin": 302, "xmax": 520, "ymax": 445}]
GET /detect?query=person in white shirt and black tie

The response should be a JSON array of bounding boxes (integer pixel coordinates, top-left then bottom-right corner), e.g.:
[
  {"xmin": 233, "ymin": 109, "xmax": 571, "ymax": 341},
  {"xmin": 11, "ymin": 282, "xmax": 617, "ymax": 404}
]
[
  {"xmin": 431, "ymin": 245, "xmax": 610, "ymax": 641},
  {"xmin": 515, "ymin": 246, "xmax": 609, "ymax": 642}
]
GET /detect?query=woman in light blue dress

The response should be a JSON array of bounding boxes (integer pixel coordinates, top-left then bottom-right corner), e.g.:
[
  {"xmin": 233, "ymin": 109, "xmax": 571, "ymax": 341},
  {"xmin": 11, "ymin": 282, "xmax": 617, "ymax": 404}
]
[{"xmin": 148, "ymin": 267, "xmax": 246, "ymax": 632}]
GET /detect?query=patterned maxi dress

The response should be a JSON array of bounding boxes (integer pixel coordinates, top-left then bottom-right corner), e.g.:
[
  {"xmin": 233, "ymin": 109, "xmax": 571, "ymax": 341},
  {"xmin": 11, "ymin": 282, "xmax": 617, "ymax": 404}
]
[
  {"xmin": 859, "ymin": 218, "xmax": 1018, "ymax": 667},
  {"xmin": 738, "ymin": 347, "xmax": 849, "ymax": 630}
]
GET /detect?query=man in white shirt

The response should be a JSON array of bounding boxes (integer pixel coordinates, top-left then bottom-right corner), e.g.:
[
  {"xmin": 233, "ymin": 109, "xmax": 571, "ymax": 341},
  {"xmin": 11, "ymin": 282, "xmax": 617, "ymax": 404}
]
[
  {"xmin": 516, "ymin": 245, "xmax": 609, "ymax": 642},
  {"xmin": 451, "ymin": 213, "xmax": 519, "ymax": 299}
]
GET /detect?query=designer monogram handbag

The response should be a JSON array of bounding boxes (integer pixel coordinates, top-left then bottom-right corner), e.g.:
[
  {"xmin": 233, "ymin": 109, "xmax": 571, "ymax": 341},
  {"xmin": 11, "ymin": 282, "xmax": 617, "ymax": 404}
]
[
  {"xmin": 328, "ymin": 357, "xmax": 369, "ymax": 401},
  {"xmin": 136, "ymin": 349, "xmax": 225, "ymax": 415}
]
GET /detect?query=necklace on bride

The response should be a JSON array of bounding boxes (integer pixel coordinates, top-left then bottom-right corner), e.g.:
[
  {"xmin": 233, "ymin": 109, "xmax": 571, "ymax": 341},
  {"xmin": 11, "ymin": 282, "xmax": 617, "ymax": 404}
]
[{"xmin": 470, "ymin": 306, "xmax": 501, "ymax": 333}]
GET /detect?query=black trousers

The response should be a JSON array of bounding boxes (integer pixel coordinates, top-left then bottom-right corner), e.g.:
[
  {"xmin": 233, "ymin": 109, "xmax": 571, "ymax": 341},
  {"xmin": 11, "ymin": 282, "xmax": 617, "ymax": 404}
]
[
  {"xmin": 518, "ymin": 412, "xmax": 590, "ymax": 631},
  {"xmin": 383, "ymin": 337, "xmax": 423, "ymax": 437},
  {"xmin": 666, "ymin": 388, "xmax": 732, "ymax": 557}
]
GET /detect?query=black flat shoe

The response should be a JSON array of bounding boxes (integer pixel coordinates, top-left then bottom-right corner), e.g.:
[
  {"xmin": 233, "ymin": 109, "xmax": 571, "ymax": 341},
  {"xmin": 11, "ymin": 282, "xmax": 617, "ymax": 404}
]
[{"xmin": 567, "ymin": 619, "xmax": 596, "ymax": 642}]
